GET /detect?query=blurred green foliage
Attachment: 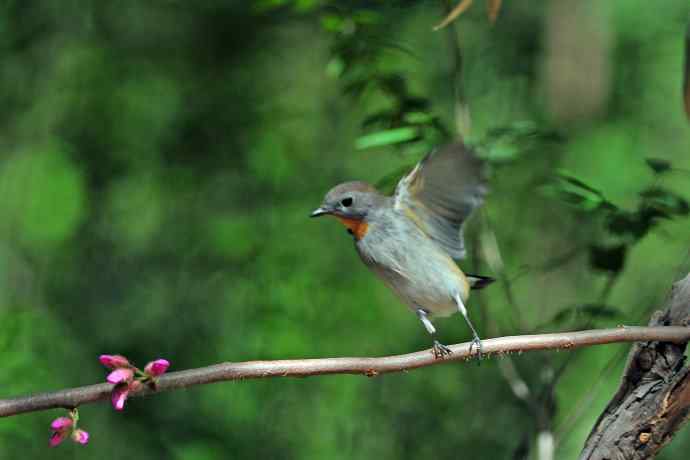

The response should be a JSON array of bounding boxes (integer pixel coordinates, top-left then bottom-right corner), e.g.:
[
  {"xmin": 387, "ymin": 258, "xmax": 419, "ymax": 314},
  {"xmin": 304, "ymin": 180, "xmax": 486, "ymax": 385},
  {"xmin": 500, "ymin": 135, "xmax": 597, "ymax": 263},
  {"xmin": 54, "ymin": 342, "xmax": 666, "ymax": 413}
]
[{"xmin": 1, "ymin": 1, "xmax": 690, "ymax": 459}]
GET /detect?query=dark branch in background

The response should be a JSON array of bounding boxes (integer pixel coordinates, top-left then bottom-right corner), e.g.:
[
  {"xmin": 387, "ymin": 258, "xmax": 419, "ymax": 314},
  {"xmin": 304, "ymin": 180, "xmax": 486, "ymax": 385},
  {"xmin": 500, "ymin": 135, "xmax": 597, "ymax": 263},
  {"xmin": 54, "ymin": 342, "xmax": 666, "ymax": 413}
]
[
  {"xmin": 1, "ymin": 326, "xmax": 689, "ymax": 418},
  {"xmin": 443, "ymin": 0, "xmax": 471, "ymax": 138},
  {"xmin": 580, "ymin": 274, "xmax": 690, "ymax": 459}
]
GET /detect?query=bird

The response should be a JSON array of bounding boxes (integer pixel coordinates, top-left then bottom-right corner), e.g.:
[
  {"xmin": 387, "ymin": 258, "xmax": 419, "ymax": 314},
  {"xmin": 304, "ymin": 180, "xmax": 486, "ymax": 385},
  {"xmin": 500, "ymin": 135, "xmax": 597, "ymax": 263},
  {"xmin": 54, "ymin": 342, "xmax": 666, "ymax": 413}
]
[{"xmin": 310, "ymin": 142, "xmax": 494, "ymax": 359}]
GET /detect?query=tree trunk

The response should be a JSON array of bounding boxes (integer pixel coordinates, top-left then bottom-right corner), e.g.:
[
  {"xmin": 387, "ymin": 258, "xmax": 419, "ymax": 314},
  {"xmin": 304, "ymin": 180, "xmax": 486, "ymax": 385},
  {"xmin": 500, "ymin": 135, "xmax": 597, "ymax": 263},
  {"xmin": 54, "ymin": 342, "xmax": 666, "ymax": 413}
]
[{"xmin": 580, "ymin": 274, "xmax": 690, "ymax": 459}]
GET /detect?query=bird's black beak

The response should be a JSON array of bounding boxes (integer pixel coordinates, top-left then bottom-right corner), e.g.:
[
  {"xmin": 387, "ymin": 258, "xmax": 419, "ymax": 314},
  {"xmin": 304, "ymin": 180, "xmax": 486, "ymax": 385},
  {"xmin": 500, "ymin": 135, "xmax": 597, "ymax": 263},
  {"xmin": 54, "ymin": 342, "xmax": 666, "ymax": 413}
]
[{"xmin": 310, "ymin": 207, "xmax": 329, "ymax": 218}]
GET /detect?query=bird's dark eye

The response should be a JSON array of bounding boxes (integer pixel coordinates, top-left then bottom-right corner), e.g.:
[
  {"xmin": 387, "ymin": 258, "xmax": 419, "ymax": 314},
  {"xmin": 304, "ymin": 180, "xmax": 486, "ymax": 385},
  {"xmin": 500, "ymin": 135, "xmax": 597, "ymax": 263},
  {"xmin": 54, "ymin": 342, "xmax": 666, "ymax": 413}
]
[{"xmin": 341, "ymin": 197, "xmax": 353, "ymax": 207}]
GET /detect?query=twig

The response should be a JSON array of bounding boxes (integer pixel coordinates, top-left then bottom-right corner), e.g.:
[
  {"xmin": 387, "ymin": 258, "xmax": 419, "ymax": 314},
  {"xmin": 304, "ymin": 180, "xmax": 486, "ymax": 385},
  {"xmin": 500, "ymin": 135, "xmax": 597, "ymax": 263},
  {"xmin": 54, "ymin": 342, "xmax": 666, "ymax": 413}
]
[
  {"xmin": 434, "ymin": 0, "xmax": 473, "ymax": 31},
  {"xmin": 1, "ymin": 326, "xmax": 689, "ymax": 418}
]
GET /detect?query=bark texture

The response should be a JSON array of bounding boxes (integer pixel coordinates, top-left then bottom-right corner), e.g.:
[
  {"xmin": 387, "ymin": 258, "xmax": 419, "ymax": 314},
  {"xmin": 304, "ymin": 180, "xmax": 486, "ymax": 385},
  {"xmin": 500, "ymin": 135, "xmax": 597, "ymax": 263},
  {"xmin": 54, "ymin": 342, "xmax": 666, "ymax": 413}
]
[{"xmin": 580, "ymin": 274, "xmax": 690, "ymax": 459}]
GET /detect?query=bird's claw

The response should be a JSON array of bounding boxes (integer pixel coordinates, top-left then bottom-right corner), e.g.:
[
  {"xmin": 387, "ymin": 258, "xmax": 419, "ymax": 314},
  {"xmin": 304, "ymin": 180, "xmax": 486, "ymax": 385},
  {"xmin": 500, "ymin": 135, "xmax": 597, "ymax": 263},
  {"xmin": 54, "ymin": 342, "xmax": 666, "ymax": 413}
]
[
  {"xmin": 469, "ymin": 336, "xmax": 484, "ymax": 363},
  {"xmin": 432, "ymin": 340, "xmax": 453, "ymax": 359}
]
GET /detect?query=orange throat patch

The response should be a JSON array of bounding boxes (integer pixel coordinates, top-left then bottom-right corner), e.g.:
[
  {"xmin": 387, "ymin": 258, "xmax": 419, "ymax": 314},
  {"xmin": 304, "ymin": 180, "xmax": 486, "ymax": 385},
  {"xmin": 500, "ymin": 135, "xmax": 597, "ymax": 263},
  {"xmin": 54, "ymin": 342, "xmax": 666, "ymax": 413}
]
[{"xmin": 335, "ymin": 216, "xmax": 369, "ymax": 240}]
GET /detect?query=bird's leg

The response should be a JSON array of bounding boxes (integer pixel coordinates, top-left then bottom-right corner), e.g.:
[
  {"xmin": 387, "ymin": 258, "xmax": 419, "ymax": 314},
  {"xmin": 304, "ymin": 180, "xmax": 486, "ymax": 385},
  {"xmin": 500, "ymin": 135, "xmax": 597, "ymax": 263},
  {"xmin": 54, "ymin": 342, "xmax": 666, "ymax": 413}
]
[
  {"xmin": 416, "ymin": 308, "xmax": 452, "ymax": 359},
  {"xmin": 454, "ymin": 294, "xmax": 484, "ymax": 360}
]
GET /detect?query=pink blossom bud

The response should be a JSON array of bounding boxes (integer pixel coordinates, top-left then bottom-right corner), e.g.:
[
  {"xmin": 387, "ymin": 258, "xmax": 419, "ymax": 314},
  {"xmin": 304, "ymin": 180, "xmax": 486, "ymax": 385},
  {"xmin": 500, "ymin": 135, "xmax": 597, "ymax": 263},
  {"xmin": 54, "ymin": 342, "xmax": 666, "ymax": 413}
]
[
  {"xmin": 129, "ymin": 379, "xmax": 143, "ymax": 392},
  {"xmin": 106, "ymin": 367, "xmax": 134, "ymax": 384},
  {"xmin": 144, "ymin": 359, "xmax": 170, "ymax": 377},
  {"xmin": 111, "ymin": 384, "xmax": 130, "ymax": 411},
  {"xmin": 49, "ymin": 430, "xmax": 69, "ymax": 447},
  {"xmin": 50, "ymin": 417, "xmax": 73, "ymax": 431},
  {"xmin": 99, "ymin": 354, "xmax": 130, "ymax": 369},
  {"xmin": 71, "ymin": 429, "xmax": 90, "ymax": 445}
]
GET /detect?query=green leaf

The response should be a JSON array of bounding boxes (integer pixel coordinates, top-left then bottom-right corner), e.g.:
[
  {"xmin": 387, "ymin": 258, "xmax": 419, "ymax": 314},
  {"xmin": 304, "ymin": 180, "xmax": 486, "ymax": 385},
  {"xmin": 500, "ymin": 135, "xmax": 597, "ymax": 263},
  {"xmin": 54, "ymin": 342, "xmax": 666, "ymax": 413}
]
[
  {"xmin": 607, "ymin": 211, "xmax": 648, "ymax": 238},
  {"xmin": 556, "ymin": 170, "xmax": 605, "ymax": 196},
  {"xmin": 482, "ymin": 139, "xmax": 520, "ymax": 161},
  {"xmin": 542, "ymin": 171, "xmax": 613, "ymax": 212},
  {"xmin": 477, "ymin": 121, "xmax": 565, "ymax": 163},
  {"xmin": 361, "ymin": 110, "xmax": 397, "ymax": 128},
  {"xmin": 403, "ymin": 111, "xmax": 435, "ymax": 125},
  {"xmin": 589, "ymin": 244, "xmax": 627, "ymax": 273},
  {"xmin": 355, "ymin": 127, "xmax": 419, "ymax": 150},
  {"xmin": 645, "ymin": 158, "xmax": 672, "ymax": 174},
  {"xmin": 640, "ymin": 187, "xmax": 690, "ymax": 216}
]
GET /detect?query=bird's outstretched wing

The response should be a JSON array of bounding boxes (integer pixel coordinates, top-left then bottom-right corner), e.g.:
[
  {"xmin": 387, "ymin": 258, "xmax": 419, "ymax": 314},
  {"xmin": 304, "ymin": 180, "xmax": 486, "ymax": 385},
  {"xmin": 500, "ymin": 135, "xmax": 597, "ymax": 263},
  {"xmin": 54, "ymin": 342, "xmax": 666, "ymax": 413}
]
[{"xmin": 393, "ymin": 142, "xmax": 487, "ymax": 259}]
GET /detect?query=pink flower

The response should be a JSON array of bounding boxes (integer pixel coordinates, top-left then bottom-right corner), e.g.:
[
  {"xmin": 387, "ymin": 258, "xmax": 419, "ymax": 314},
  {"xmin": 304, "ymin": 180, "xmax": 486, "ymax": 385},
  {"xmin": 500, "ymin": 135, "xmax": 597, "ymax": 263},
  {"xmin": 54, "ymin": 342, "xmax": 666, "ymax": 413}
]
[
  {"xmin": 49, "ymin": 416, "xmax": 73, "ymax": 446},
  {"xmin": 71, "ymin": 429, "xmax": 89, "ymax": 445},
  {"xmin": 49, "ymin": 415, "xmax": 88, "ymax": 447},
  {"xmin": 99, "ymin": 354, "xmax": 130, "ymax": 369},
  {"xmin": 106, "ymin": 367, "xmax": 134, "ymax": 384},
  {"xmin": 111, "ymin": 384, "xmax": 130, "ymax": 411},
  {"xmin": 49, "ymin": 430, "xmax": 69, "ymax": 447},
  {"xmin": 144, "ymin": 359, "xmax": 170, "ymax": 377},
  {"xmin": 50, "ymin": 417, "xmax": 73, "ymax": 431},
  {"xmin": 100, "ymin": 354, "xmax": 170, "ymax": 412}
]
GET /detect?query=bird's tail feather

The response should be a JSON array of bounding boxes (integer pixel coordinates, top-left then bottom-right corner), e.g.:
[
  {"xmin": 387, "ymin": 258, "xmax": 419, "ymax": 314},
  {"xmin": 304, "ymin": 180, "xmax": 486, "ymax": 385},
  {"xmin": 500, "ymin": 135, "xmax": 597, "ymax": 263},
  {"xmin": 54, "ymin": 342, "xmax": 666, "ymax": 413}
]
[{"xmin": 466, "ymin": 274, "xmax": 495, "ymax": 290}]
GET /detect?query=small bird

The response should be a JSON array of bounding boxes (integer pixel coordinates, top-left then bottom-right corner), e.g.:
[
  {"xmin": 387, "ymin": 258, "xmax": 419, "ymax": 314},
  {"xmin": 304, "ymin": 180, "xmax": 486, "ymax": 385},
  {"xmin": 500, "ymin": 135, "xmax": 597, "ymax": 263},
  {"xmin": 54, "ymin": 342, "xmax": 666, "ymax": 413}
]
[{"xmin": 311, "ymin": 142, "xmax": 494, "ymax": 359}]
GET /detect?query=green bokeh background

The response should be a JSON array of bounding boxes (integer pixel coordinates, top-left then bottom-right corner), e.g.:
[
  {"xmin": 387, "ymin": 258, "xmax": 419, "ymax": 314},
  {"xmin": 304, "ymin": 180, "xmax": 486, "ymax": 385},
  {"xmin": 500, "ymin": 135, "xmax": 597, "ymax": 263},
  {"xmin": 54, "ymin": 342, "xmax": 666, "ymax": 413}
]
[{"xmin": 1, "ymin": 1, "xmax": 690, "ymax": 459}]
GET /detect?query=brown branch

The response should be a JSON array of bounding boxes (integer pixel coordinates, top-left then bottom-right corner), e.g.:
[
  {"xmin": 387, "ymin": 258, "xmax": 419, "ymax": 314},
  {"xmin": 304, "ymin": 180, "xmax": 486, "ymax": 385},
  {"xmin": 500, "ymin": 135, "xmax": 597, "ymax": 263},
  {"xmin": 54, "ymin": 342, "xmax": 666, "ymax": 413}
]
[
  {"xmin": 2, "ymin": 326, "xmax": 690, "ymax": 418},
  {"xmin": 580, "ymin": 274, "xmax": 690, "ymax": 459}
]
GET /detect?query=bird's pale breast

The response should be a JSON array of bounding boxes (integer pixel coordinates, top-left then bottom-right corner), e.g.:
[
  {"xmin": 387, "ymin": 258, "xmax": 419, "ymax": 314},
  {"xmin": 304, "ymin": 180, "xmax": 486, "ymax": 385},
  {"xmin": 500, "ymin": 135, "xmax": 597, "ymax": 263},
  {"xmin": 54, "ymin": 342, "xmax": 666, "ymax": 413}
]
[{"xmin": 355, "ymin": 206, "xmax": 469, "ymax": 317}]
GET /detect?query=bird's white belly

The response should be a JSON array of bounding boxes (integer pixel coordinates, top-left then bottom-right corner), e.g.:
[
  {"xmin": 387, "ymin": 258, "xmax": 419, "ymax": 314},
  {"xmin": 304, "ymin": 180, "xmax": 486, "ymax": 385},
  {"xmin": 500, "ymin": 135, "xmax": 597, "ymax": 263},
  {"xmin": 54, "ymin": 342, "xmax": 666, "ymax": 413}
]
[
  {"xmin": 374, "ymin": 259, "xmax": 464, "ymax": 317},
  {"xmin": 356, "ymin": 218, "xmax": 469, "ymax": 318}
]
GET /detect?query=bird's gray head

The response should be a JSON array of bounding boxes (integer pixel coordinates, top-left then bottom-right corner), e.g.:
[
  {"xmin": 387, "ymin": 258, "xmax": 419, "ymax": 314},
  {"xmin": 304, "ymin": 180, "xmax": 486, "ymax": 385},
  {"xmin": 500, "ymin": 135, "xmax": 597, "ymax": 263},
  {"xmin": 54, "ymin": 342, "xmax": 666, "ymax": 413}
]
[{"xmin": 310, "ymin": 181, "xmax": 384, "ymax": 221}]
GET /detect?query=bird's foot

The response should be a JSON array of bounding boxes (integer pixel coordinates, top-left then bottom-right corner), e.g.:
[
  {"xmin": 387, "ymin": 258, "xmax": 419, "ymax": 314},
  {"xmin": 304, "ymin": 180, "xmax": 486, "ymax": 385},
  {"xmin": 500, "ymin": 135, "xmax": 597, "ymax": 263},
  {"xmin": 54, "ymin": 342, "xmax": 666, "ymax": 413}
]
[
  {"xmin": 469, "ymin": 335, "xmax": 484, "ymax": 363},
  {"xmin": 432, "ymin": 340, "xmax": 453, "ymax": 360}
]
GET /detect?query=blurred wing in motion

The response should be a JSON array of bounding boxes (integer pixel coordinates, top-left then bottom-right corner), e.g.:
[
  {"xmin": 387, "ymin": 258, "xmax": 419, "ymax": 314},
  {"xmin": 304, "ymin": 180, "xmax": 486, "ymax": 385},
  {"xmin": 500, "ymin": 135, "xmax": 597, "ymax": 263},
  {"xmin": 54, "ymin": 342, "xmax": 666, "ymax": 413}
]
[{"xmin": 394, "ymin": 143, "xmax": 487, "ymax": 259}]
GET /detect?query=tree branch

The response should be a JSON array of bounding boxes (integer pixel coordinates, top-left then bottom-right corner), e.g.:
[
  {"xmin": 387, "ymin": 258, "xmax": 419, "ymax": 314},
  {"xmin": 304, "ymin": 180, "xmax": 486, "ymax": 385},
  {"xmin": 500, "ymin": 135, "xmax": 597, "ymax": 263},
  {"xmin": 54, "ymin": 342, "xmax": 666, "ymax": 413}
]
[
  {"xmin": 442, "ymin": 0, "xmax": 471, "ymax": 138},
  {"xmin": 2, "ymin": 326, "xmax": 689, "ymax": 418},
  {"xmin": 580, "ymin": 273, "xmax": 690, "ymax": 459}
]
